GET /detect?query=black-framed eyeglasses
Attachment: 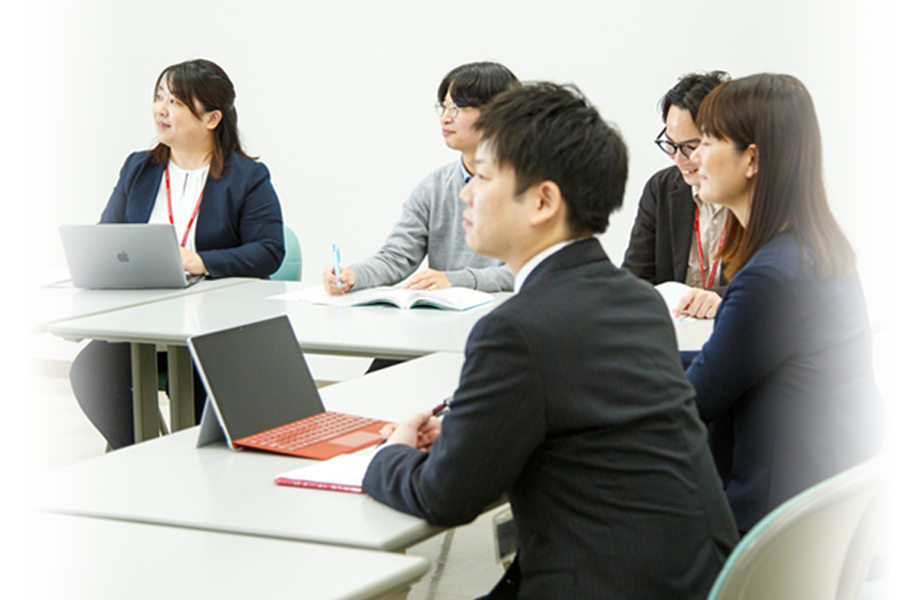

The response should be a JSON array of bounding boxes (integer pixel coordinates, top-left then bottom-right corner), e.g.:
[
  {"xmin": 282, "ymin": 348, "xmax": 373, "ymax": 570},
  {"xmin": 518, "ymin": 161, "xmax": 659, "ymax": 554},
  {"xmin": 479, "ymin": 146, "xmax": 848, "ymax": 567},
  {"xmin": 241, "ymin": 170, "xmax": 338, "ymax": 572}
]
[
  {"xmin": 654, "ymin": 127, "xmax": 700, "ymax": 159},
  {"xmin": 435, "ymin": 102, "xmax": 463, "ymax": 118}
]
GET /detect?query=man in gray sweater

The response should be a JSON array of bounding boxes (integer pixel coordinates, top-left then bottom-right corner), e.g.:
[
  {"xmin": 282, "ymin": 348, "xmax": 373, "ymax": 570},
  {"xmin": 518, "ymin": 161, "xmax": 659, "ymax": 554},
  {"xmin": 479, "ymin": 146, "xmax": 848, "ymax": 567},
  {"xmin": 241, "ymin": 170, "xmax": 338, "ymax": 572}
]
[{"xmin": 323, "ymin": 62, "xmax": 518, "ymax": 295}]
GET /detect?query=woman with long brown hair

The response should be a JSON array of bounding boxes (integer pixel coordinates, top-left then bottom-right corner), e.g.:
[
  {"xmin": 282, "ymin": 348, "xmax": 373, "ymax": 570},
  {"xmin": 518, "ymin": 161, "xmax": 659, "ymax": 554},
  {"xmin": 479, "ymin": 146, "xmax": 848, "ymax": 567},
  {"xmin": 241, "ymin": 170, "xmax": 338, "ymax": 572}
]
[{"xmin": 684, "ymin": 73, "xmax": 885, "ymax": 534}]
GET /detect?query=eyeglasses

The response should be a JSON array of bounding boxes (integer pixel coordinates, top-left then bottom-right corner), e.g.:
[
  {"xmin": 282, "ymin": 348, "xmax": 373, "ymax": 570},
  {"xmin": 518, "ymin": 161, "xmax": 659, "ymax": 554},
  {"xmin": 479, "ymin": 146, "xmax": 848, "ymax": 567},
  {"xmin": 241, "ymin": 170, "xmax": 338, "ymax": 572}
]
[
  {"xmin": 654, "ymin": 127, "xmax": 700, "ymax": 159},
  {"xmin": 435, "ymin": 102, "xmax": 463, "ymax": 118}
]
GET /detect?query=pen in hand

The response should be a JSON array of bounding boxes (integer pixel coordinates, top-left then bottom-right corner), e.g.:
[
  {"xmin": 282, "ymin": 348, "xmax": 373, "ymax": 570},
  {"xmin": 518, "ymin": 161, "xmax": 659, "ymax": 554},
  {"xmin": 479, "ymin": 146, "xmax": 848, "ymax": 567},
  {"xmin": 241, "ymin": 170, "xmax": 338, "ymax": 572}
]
[
  {"xmin": 376, "ymin": 396, "xmax": 452, "ymax": 449},
  {"xmin": 431, "ymin": 395, "xmax": 453, "ymax": 417},
  {"xmin": 332, "ymin": 244, "xmax": 343, "ymax": 288}
]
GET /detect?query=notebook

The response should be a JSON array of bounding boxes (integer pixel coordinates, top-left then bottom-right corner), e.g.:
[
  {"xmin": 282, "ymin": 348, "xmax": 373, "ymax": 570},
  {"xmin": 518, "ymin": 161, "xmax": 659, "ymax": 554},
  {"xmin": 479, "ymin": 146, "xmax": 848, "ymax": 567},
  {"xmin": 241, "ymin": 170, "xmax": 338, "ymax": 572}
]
[
  {"xmin": 305, "ymin": 286, "xmax": 496, "ymax": 311},
  {"xmin": 59, "ymin": 224, "xmax": 203, "ymax": 289},
  {"xmin": 274, "ymin": 454, "xmax": 373, "ymax": 493},
  {"xmin": 188, "ymin": 315, "xmax": 388, "ymax": 460}
]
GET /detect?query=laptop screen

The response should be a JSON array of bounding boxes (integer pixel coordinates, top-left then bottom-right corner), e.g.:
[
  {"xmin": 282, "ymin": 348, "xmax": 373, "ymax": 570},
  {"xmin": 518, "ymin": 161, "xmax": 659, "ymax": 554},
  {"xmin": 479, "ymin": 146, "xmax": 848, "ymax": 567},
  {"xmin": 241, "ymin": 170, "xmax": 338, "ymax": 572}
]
[{"xmin": 189, "ymin": 316, "xmax": 325, "ymax": 441}]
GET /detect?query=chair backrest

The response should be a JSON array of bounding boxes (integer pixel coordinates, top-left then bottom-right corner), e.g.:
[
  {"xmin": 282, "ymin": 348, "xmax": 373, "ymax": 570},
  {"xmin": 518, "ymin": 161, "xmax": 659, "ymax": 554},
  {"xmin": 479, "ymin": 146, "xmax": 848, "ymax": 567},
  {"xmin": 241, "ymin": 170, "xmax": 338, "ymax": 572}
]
[
  {"xmin": 873, "ymin": 432, "xmax": 893, "ymax": 558},
  {"xmin": 271, "ymin": 225, "xmax": 303, "ymax": 282},
  {"xmin": 708, "ymin": 457, "xmax": 886, "ymax": 600},
  {"xmin": 841, "ymin": 433, "xmax": 891, "ymax": 600}
]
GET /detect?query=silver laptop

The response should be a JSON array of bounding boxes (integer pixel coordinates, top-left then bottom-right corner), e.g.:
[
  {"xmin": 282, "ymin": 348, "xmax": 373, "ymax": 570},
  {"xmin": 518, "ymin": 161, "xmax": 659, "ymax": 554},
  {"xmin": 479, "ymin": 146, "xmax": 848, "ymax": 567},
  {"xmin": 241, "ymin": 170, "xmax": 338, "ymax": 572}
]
[{"xmin": 59, "ymin": 224, "xmax": 203, "ymax": 289}]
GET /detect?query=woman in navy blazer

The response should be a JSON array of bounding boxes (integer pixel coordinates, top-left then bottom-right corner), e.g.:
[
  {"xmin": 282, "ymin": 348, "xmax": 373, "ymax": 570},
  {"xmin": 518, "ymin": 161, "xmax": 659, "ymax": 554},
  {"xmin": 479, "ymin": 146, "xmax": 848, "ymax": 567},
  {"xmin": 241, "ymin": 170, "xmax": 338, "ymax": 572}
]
[
  {"xmin": 70, "ymin": 59, "xmax": 285, "ymax": 449},
  {"xmin": 684, "ymin": 74, "xmax": 885, "ymax": 533}
]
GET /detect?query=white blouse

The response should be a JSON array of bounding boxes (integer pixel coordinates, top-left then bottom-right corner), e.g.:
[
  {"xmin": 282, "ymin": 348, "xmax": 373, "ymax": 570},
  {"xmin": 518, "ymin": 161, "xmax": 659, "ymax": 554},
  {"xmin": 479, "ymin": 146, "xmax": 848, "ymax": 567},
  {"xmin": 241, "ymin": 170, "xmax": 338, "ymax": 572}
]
[{"xmin": 148, "ymin": 161, "xmax": 210, "ymax": 252}]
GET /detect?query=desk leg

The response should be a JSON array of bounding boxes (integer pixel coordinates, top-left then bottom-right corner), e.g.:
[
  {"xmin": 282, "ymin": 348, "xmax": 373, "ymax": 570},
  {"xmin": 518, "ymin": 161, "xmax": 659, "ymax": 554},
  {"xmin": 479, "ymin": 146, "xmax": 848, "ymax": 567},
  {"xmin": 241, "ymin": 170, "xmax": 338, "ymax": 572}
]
[
  {"xmin": 167, "ymin": 346, "xmax": 196, "ymax": 431},
  {"xmin": 130, "ymin": 343, "xmax": 159, "ymax": 443}
]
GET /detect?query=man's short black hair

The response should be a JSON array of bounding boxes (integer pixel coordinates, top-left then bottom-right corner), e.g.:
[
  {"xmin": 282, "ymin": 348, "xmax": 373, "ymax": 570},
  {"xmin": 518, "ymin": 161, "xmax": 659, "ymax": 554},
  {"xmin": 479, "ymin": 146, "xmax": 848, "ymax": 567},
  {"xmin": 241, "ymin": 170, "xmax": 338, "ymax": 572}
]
[
  {"xmin": 437, "ymin": 62, "xmax": 520, "ymax": 108},
  {"xmin": 473, "ymin": 82, "xmax": 628, "ymax": 236},
  {"xmin": 659, "ymin": 71, "xmax": 731, "ymax": 122}
]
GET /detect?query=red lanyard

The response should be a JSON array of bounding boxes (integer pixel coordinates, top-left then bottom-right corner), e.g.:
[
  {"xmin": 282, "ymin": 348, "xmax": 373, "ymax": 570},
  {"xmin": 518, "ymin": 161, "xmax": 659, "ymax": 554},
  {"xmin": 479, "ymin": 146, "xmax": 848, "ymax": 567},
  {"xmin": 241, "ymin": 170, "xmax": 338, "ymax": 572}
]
[
  {"xmin": 165, "ymin": 165, "xmax": 205, "ymax": 248},
  {"xmin": 694, "ymin": 204, "xmax": 727, "ymax": 290}
]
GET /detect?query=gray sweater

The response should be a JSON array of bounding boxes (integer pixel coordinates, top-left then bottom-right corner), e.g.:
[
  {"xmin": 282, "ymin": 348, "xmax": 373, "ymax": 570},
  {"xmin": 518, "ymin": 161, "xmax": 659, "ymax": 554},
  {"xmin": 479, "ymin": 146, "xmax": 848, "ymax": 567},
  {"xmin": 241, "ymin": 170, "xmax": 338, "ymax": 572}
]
[{"xmin": 350, "ymin": 160, "xmax": 514, "ymax": 292}]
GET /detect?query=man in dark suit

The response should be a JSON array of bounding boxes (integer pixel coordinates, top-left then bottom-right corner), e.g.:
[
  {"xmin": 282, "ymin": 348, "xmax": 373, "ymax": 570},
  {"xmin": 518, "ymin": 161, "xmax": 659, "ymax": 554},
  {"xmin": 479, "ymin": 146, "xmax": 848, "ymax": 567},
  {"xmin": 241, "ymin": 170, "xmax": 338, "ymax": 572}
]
[
  {"xmin": 622, "ymin": 71, "xmax": 730, "ymax": 319},
  {"xmin": 363, "ymin": 83, "xmax": 739, "ymax": 599}
]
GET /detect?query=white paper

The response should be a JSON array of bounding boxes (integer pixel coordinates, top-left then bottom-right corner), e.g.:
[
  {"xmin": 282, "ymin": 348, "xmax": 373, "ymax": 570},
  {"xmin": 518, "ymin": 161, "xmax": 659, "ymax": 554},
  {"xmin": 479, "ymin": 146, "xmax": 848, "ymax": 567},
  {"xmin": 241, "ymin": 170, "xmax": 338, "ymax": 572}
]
[
  {"xmin": 654, "ymin": 281, "xmax": 697, "ymax": 321},
  {"xmin": 276, "ymin": 453, "xmax": 373, "ymax": 487}
]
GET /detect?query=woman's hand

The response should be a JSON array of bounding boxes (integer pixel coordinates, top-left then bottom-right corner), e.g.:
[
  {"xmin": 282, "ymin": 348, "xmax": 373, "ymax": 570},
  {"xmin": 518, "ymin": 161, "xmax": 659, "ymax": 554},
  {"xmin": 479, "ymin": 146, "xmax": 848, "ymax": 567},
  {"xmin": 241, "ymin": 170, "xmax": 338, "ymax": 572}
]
[
  {"xmin": 180, "ymin": 247, "xmax": 208, "ymax": 276},
  {"xmin": 673, "ymin": 288, "xmax": 722, "ymax": 319}
]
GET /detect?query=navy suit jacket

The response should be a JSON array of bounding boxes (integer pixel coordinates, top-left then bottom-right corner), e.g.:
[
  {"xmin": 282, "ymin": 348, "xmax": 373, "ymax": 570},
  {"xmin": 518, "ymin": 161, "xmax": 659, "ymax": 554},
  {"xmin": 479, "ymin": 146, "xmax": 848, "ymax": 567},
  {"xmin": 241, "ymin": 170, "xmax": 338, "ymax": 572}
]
[
  {"xmin": 364, "ymin": 239, "xmax": 738, "ymax": 600},
  {"xmin": 622, "ymin": 166, "xmax": 728, "ymax": 295},
  {"xmin": 686, "ymin": 234, "xmax": 886, "ymax": 532},
  {"xmin": 100, "ymin": 151, "xmax": 285, "ymax": 278}
]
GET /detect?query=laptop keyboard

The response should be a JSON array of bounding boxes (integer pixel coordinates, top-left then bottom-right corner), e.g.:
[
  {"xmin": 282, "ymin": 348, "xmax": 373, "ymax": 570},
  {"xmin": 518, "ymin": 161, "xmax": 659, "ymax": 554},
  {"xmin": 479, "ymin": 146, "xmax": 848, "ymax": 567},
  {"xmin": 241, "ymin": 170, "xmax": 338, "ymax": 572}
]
[{"xmin": 242, "ymin": 412, "xmax": 382, "ymax": 451}]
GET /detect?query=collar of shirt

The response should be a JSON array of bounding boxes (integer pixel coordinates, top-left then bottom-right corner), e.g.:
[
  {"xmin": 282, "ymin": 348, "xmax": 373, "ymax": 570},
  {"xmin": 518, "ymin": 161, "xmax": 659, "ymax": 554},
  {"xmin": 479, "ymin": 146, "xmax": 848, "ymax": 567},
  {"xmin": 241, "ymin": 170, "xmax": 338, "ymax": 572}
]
[
  {"xmin": 514, "ymin": 238, "xmax": 585, "ymax": 294},
  {"xmin": 459, "ymin": 159, "xmax": 472, "ymax": 184},
  {"xmin": 690, "ymin": 185, "xmax": 722, "ymax": 215}
]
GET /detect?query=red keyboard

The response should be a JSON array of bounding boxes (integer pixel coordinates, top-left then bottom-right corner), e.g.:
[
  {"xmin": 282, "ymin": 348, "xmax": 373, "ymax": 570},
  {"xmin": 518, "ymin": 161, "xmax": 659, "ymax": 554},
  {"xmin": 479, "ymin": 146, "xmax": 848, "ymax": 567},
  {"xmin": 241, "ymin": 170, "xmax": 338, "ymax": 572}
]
[{"xmin": 237, "ymin": 411, "xmax": 382, "ymax": 452}]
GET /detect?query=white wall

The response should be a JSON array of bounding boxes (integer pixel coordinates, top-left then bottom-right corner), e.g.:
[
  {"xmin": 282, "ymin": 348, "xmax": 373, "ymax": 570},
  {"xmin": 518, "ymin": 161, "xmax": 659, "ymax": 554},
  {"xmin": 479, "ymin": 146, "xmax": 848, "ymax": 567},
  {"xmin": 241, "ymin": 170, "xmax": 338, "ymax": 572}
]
[{"xmin": 23, "ymin": 1, "xmax": 907, "ymax": 318}]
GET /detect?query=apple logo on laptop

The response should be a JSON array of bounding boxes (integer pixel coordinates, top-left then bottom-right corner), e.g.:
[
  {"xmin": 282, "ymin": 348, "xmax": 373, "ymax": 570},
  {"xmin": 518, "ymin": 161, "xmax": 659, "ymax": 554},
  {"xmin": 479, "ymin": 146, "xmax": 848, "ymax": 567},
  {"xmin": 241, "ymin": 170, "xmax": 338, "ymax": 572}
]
[{"xmin": 117, "ymin": 251, "xmax": 130, "ymax": 263}]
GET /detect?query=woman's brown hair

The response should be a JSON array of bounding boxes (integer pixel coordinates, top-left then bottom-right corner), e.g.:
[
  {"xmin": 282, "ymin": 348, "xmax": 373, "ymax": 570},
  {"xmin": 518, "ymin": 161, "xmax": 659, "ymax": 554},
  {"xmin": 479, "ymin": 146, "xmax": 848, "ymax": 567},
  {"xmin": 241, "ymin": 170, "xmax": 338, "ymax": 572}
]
[
  {"xmin": 698, "ymin": 73, "xmax": 855, "ymax": 279},
  {"xmin": 150, "ymin": 59, "xmax": 254, "ymax": 178}
]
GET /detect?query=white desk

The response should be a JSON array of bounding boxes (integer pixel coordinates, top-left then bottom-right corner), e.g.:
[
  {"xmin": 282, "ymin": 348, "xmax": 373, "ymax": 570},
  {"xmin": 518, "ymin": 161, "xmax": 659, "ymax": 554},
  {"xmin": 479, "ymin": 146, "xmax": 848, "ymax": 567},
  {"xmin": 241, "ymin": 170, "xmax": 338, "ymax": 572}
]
[
  {"xmin": 30, "ymin": 277, "xmax": 249, "ymax": 332},
  {"xmin": 673, "ymin": 317, "xmax": 714, "ymax": 352},
  {"xmin": 48, "ymin": 280, "xmax": 504, "ymax": 441},
  {"xmin": 33, "ymin": 278, "xmax": 256, "ymax": 439},
  {"xmin": 48, "ymin": 280, "xmax": 505, "ymax": 358},
  {"xmin": 29, "ymin": 512, "xmax": 430, "ymax": 599},
  {"xmin": 673, "ymin": 308, "xmax": 891, "ymax": 352},
  {"xmin": 30, "ymin": 353, "xmax": 465, "ymax": 551}
]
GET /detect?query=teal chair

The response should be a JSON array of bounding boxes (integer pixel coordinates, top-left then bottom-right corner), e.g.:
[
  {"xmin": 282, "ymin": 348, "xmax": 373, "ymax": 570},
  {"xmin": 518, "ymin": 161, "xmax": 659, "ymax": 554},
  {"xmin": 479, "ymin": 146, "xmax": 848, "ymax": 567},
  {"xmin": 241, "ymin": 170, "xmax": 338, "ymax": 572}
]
[
  {"xmin": 707, "ymin": 457, "xmax": 885, "ymax": 600},
  {"xmin": 271, "ymin": 225, "xmax": 303, "ymax": 282}
]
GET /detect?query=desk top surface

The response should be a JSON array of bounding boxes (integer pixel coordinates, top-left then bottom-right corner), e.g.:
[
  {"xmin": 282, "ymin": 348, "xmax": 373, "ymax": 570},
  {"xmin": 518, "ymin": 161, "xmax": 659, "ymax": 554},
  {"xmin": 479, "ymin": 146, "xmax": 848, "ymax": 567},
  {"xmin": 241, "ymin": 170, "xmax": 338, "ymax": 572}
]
[
  {"xmin": 47, "ymin": 280, "xmax": 508, "ymax": 359},
  {"xmin": 31, "ymin": 352, "xmax": 466, "ymax": 551},
  {"xmin": 31, "ymin": 277, "xmax": 249, "ymax": 332},
  {"xmin": 30, "ymin": 512, "xmax": 430, "ymax": 600}
]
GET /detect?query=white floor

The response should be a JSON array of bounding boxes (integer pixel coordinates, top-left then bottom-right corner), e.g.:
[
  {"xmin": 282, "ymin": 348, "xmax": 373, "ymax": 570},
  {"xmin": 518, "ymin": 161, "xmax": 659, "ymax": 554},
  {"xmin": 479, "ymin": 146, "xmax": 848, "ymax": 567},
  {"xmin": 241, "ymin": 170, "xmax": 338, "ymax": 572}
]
[{"xmin": 22, "ymin": 334, "xmax": 504, "ymax": 600}]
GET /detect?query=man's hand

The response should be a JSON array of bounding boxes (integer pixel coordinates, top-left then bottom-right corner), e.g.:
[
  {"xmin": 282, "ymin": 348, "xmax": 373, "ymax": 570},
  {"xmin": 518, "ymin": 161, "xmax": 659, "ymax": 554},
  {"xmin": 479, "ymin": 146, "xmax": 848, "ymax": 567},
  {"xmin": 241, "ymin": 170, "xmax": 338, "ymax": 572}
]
[
  {"xmin": 403, "ymin": 268, "xmax": 452, "ymax": 291},
  {"xmin": 380, "ymin": 410, "xmax": 442, "ymax": 452},
  {"xmin": 323, "ymin": 265, "xmax": 356, "ymax": 295}
]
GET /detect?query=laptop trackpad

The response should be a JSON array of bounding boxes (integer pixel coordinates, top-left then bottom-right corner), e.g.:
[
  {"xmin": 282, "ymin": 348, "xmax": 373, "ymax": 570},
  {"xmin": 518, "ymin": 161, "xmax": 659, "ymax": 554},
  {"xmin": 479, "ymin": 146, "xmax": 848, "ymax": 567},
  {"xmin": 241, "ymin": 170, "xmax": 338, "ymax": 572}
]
[{"xmin": 332, "ymin": 431, "xmax": 383, "ymax": 447}]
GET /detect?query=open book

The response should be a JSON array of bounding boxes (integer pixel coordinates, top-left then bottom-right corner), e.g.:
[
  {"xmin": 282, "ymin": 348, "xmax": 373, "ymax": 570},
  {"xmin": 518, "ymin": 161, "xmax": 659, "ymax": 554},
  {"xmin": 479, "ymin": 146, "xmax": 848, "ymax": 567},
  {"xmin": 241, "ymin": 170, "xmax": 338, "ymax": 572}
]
[
  {"xmin": 275, "ymin": 453, "xmax": 373, "ymax": 493},
  {"xmin": 308, "ymin": 286, "xmax": 496, "ymax": 311}
]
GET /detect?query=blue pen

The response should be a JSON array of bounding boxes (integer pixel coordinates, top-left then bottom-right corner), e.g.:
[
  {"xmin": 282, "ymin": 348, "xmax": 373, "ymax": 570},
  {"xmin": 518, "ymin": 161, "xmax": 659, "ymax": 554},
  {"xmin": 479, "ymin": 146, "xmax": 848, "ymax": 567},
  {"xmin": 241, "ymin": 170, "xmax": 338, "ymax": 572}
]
[{"xmin": 332, "ymin": 244, "xmax": 343, "ymax": 288}]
